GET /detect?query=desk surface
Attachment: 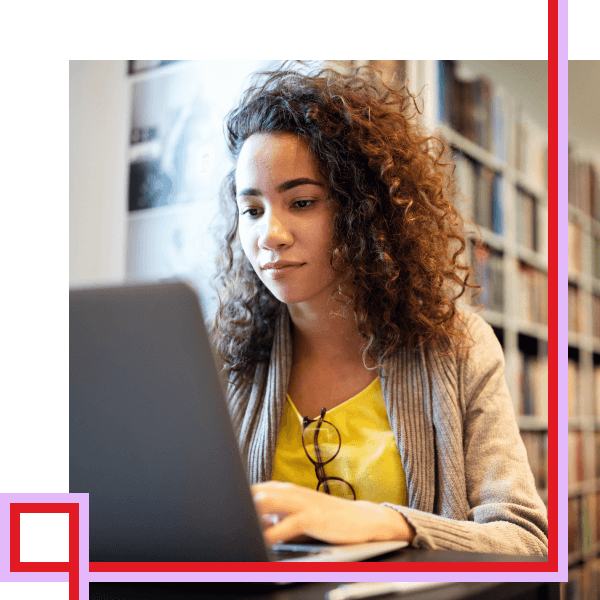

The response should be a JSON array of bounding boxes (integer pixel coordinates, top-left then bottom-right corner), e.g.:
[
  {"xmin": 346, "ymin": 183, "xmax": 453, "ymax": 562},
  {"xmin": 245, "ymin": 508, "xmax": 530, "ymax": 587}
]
[
  {"xmin": 90, "ymin": 582, "xmax": 559, "ymax": 600},
  {"xmin": 368, "ymin": 547, "xmax": 547, "ymax": 562}
]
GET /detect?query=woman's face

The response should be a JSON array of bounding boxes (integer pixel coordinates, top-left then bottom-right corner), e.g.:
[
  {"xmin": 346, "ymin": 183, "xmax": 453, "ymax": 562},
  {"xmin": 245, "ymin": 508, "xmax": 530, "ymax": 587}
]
[{"xmin": 235, "ymin": 132, "xmax": 338, "ymax": 306}]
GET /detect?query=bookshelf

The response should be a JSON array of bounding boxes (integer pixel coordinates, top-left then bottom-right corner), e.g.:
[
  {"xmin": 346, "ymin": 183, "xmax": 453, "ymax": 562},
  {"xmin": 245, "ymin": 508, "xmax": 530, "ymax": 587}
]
[
  {"xmin": 568, "ymin": 149, "xmax": 600, "ymax": 600},
  {"xmin": 324, "ymin": 60, "xmax": 549, "ymax": 507},
  {"xmin": 436, "ymin": 60, "xmax": 549, "ymax": 506},
  {"xmin": 377, "ymin": 59, "xmax": 549, "ymax": 489}
]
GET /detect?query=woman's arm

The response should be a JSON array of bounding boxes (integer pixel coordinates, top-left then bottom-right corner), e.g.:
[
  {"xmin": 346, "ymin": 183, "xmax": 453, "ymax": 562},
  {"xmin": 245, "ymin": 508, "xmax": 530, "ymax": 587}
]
[
  {"xmin": 381, "ymin": 314, "xmax": 548, "ymax": 555},
  {"xmin": 252, "ymin": 480, "xmax": 415, "ymax": 545}
]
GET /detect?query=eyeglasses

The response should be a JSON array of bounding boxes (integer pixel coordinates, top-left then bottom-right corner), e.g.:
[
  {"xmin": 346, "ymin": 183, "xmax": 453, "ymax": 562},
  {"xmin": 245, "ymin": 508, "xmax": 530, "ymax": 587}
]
[{"xmin": 302, "ymin": 407, "xmax": 356, "ymax": 501}]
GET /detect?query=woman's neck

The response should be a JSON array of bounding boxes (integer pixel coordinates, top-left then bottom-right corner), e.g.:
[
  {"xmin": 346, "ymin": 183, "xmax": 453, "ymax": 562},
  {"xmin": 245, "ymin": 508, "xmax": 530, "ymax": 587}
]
[{"xmin": 287, "ymin": 295, "xmax": 366, "ymax": 367}]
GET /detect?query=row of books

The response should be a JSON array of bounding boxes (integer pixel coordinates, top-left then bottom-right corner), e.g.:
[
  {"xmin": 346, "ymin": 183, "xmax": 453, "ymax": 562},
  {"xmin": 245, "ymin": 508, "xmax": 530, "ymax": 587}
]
[
  {"xmin": 514, "ymin": 352, "xmax": 548, "ymax": 419},
  {"xmin": 568, "ymin": 561, "xmax": 600, "ymax": 600},
  {"xmin": 516, "ymin": 188, "xmax": 538, "ymax": 252},
  {"xmin": 438, "ymin": 61, "xmax": 547, "ymax": 189},
  {"xmin": 569, "ymin": 154, "xmax": 600, "ymax": 220},
  {"xmin": 568, "ymin": 285, "xmax": 600, "ymax": 336},
  {"xmin": 513, "ymin": 113, "xmax": 548, "ymax": 191},
  {"xmin": 453, "ymin": 151, "xmax": 504, "ymax": 234},
  {"xmin": 569, "ymin": 493, "xmax": 600, "ymax": 555},
  {"xmin": 469, "ymin": 244, "xmax": 503, "ymax": 312},
  {"xmin": 594, "ymin": 296, "xmax": 600, "ymax": 339},
  {"xmin": 468, "ymin": 249, "xmax": 548, "ymax": 324},
  {"xmin": 517, "ymin": 262, "xmax": 548, "ymax": 325},
  {"xmin": 568, "ymin": 431, "xmax": 600, "ymax": 485},
  {"xmin": 438, "ymin": 61, "xmax": 498, "ymax": 154},
  {"xmin": 520, "ymin": 430, "xmax": 547, "ymax": 491},
  {"xmin": 569, "ymin": 220, "xmax": 584, "ymax": 273},
  {"xmin": 569, "ymin": 219, "xmax": 600, "ymax": 278},
  {"xmin": 570, "ymin": 150, "xmax": 600, "ymax": 599},
  {"xmin": 568, "ymin": 360, "xmax": 600, "ymax": 418},
  {"xmin": 570, "ymin": 284, "xmax": 581, "ymax": 333}
]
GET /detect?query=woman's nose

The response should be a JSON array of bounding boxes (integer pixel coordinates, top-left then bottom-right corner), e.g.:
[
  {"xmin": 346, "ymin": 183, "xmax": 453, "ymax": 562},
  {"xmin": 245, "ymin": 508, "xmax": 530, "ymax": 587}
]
[{"xmin": 258, "ymin": 212, "xmax": 293, "ymax": 250}]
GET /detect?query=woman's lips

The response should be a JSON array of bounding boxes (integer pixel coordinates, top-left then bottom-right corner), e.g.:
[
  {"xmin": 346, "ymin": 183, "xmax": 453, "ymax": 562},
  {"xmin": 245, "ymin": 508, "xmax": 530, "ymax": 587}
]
[{"xmin": 262, "ymin": 264, "xmax": 304, "ymax": 280}]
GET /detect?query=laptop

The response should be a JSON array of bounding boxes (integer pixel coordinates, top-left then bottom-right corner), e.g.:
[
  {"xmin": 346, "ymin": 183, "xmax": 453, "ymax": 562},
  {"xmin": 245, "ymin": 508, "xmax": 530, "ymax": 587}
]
[{"xmin": 69, "ymin": 280, "xmax": 408, "ymax": 562}]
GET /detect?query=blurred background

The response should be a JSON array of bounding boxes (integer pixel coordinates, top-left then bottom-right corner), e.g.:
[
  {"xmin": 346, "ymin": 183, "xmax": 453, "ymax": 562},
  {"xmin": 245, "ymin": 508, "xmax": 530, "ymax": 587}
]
[
  {"xmin": 69, "ymin": 56, "xmax": 549, "ymax": 577},
  {"xmin": 568, "ymin": 60, "xmax": 600, "ymax": 600}
]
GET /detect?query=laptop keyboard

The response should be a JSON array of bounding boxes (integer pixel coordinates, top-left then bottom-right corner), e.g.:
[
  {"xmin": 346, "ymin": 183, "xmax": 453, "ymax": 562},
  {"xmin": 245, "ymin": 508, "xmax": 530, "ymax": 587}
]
[{"xmin": 270, "ymin": 543, "xmax": 329, "ymax": 561}]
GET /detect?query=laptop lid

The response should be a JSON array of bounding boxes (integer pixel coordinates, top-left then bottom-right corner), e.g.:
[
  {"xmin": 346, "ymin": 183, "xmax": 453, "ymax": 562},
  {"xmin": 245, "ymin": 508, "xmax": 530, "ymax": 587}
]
[{"xmin": 69, "ymin": 280, "xmax": 270, "ymax": 561}]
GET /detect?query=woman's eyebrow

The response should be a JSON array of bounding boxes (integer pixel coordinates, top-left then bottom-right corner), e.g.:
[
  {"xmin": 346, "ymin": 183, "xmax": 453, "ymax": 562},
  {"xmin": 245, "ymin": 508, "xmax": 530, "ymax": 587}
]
[{"xmin": 237, "ymin": 178, "xmax": 324, "ymax": 198}]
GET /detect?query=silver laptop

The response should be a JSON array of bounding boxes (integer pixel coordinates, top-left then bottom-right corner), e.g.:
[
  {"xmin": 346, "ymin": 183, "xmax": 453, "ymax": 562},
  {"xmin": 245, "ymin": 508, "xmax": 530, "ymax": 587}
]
[{"xmin": 69, "ymin": 280, "xmax": 407, "ymax": 562}]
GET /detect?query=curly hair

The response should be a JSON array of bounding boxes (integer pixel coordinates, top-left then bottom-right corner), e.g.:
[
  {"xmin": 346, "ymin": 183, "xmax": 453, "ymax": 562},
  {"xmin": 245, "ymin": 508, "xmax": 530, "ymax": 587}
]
[{"xmin": 213, "ymin": 62, "xmax": 478, "ymax": 381}]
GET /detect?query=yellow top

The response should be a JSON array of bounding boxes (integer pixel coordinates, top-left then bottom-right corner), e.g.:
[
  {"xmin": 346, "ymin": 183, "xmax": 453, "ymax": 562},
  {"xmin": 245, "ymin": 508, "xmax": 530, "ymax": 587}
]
[{"xmin": 271, "ymin": 377, "xmax": 407, "ymax": 505}]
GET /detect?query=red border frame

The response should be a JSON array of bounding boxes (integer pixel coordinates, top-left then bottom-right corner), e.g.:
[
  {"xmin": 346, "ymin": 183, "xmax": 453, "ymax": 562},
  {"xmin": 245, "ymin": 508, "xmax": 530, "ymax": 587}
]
[
  {"xmin": 90, "ymin": 4, "xmax": 558, "ymax": 574},
  {"xmin": 10, "ymin": 503, "xmax": 79, "ymax": 600}
]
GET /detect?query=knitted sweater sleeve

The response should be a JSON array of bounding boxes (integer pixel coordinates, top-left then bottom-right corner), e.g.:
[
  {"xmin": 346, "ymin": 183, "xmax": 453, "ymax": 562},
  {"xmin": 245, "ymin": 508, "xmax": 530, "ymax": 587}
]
[{"xmin": 382, "ymin": 313, "xmax": 549, "ymax": 556}]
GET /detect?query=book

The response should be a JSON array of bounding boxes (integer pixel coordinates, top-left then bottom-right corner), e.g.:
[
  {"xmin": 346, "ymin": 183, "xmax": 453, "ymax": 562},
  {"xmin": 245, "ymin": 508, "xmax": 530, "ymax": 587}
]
[
  {"xmin": 589, "ymin": 493, "xmax": 598, "ymax": 545},
  {"xmin": 517, "ymin": 263, "xmax": 534, "ymax": 322},
  {"xmin": 515, "ymin": 108, "xmax": 548, "ymax": 190},
  {"xmin": 492, "ymin": 175, "xmax": 505, "ymax": 235},
  {"xmin": 569, "ymin": 431, "xmax": 584, "ymax": 486},
  {"xmin": 591, "ymin": 163, "xmax": 599, "ymax": 221},
  {"xmin": 569, "ymin": 284, "xmax": 580, "ymax": 333},
  {"xmin": 471, "ymin": 244, "xmax": 503, "ymax": 312},
  {"xmin": 596, "ymin": 433, "xmax": 600, "ymax": 479},
  {"xmin": 569, "ymin": 497, "xmax": 582, "ymax": 553},
  {"xmin": 577, "ymin": 432, "xmax": 586, "ymax": 483},
  {"xmin": 593, "ymin": 295, "xmax": 600, "ymax": 339},
  {"xmin": 452, "ymin": 151, "xmax": 476, "ymax": 222},
  {"xmin": 582, "ymin": 494, "xmax": 595, "ymax": 554},
  {"xmin": 569, "ymin": 359, "xmax": 579, "ymax": 418},
  {"xmin": 523, "ymin": 355, "xmax": 535, "ymax": 416},
  {"xmin": 437, "ymin": 61, "xmax": 451, "ymax": 124},
  {"xmin": 569, "ymin": 155, "xmax": 598, "ymax": 218},
  {"xmin": 472, "ymin": 76, "xmax": 493, "ymax": 152},
  {"xmin": 514, "ymin": 351, "xmax": 525, "ymax": 416},
  {"xmin": 492, "ymin": 84, "xmax": 510, "ymax": 161},
  {"xmin": 532, "ymin": 355, "xmax": 548, "ymax": 420},
  {"xmin": 520, "ymin": 431, "xmax": 539, "ymax": 488},
  {"xmin": 597, "ymin": 492, "xmax": 600, "ymax": 543},
  {"xmin": 534, "ymin": 270, "xmax": 549, "ymax": 325},
  {"xmin": 595, "ymin": 365, "xmax": 600, "ymax": 419},
  {"xmin": 538, "ymin": 432, "xmax": 548, "ymax": 490},
  {"xmin": 475, "ymin": 165, "xmax": 495, "ymax": 231},
  {"xmin": 568, "ymin": 220, "xmax": 583, "ymax": 273},
  {"xmin": 517, "ymin": 263, "xmax": 548, "ymax": 324},
  {"xmin": 437, "ymin": 62, "xmax": 513, "ymax": 158},
  {"xmin": 567, "ymin": 566, "xmax": 583, "ymax": 600},
  {"xmin": 516, "ymin": 351, "xmax": 548, "ymax": 419},
  {"xmin": 517, "ymin": 188, "xmax": 537, "ymax": 251},
  {"xmin": 582, "ymin": 560, "xmax": 597, "ymax": 600}
]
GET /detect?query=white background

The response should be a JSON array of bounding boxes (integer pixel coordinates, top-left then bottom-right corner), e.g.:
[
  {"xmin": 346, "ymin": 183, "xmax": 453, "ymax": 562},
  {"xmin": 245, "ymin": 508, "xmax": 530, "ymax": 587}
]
[{"xmin": 20, "ymin": 513, "xmax": 69, "ymax": 563}]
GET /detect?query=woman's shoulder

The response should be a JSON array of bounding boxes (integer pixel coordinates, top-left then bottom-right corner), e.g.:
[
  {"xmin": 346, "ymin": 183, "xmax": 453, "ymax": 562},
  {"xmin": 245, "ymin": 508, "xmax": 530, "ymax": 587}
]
[
  {"xmin": 453, "ymin": 308, "xmax": 506, "ymax": 382},
  {"xmin": 457, "ymin": 309, "xmax": 501, "ymax": 349}
]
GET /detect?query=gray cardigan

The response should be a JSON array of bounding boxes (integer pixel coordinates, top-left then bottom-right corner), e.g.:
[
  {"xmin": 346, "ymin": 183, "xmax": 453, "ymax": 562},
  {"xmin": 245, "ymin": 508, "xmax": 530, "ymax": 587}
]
[{"xmin": 226, "ymin": 305, "xmax": 549, "ymax": 556}]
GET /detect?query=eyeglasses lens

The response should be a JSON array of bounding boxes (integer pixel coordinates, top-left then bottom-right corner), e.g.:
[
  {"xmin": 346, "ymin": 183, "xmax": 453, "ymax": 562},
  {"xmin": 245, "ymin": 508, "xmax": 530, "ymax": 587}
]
[{"xmin": 302, "ymin": 420, "xmax": 341, "ymax": 463}]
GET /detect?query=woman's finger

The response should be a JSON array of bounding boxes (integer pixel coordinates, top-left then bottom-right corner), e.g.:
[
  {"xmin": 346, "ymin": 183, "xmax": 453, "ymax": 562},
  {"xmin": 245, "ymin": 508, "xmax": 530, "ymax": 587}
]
[
  {"xmin": 263, "ymin": 512, "xmax": 308, "ymax": 545},
  {"xmin": 252, "ymin": 487, "xmax": 310, "ymax": 515}
]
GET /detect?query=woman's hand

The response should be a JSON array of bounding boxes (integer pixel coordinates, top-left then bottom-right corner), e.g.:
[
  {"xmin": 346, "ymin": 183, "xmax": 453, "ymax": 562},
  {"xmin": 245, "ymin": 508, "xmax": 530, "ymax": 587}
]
[{"xmin": 251, "ymin": 481, "xmax": 415, "ymax": 546}]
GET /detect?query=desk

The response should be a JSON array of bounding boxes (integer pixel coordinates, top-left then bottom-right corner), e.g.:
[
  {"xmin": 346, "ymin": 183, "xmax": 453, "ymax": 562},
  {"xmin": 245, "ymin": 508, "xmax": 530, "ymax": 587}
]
[
  {"xmin": 90, "ymin": 582, "xmax": 559, "ymax": 600},
  {"xmin": 367, "ymin": 548, "xmax": 548, "ymax": 562}
]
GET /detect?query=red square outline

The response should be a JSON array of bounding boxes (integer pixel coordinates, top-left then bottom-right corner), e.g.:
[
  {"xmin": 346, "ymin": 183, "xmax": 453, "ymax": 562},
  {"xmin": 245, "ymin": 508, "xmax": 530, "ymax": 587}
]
[{"xmin": 10, "ymin": 503, "xmax": 79, "ymax": 600}]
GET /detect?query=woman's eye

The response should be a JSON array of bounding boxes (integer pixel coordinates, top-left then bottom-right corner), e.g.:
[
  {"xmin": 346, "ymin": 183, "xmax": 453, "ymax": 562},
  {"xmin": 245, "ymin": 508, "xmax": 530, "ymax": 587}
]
[
  {"xmin": 241, "ymin": 208, "xmax": 261, "ymax": 218},
  {"xmin": 294, "ymin": 199, "xmax": 313, "ymax": 209}
]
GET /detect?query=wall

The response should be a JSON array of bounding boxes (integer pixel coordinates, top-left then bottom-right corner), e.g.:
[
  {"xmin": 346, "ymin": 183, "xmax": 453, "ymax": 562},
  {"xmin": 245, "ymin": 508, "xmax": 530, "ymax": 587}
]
[{"xmin": 69, "ymin": 60, "xmax": 129, "ymax": 287}]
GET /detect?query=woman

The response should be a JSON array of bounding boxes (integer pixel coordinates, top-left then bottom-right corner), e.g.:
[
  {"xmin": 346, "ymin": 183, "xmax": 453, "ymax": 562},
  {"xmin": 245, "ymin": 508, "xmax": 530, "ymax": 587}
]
[{"xmin": 212, "ymin": 63, "xmax": 548, "ymax": 556}]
